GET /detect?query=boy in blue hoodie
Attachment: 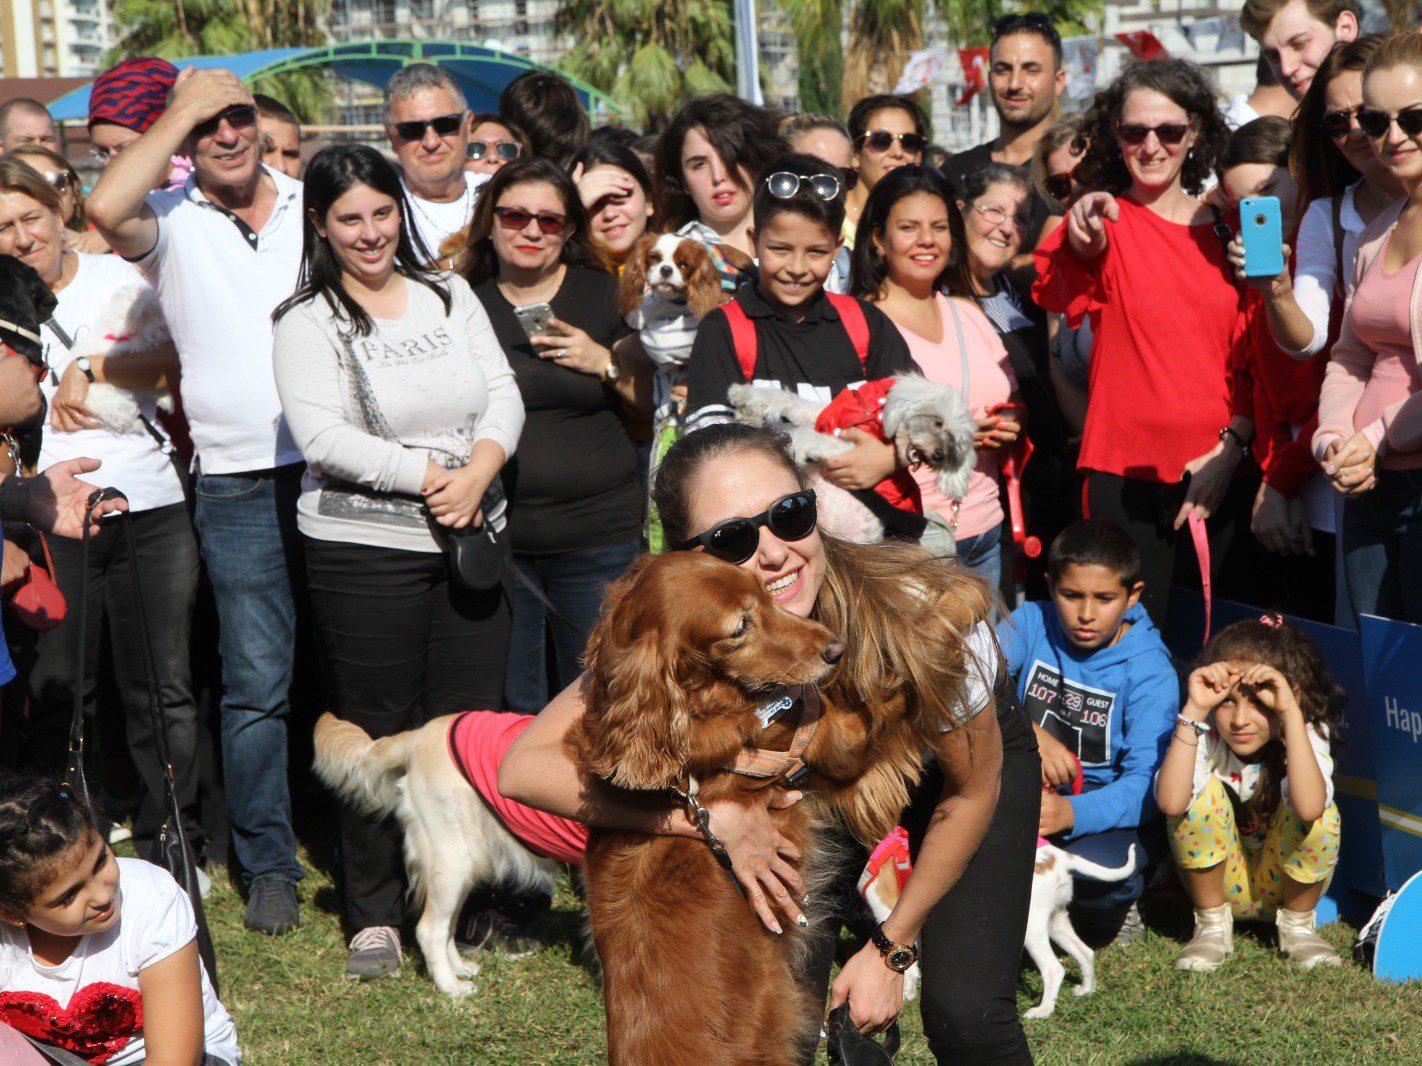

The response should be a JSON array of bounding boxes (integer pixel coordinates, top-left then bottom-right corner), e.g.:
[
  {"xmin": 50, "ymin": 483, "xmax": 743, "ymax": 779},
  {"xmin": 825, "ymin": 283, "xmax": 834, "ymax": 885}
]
[{"xmin": 998, "ymin": 519, "xmax": 1177, "ymax": 936}]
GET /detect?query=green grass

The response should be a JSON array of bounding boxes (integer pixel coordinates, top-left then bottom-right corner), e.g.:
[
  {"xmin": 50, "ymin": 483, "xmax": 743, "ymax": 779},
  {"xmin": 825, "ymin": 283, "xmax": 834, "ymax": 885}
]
[{"xmin": 183, "ymin": 850, "xmax": 1422, "ymax": 1064}]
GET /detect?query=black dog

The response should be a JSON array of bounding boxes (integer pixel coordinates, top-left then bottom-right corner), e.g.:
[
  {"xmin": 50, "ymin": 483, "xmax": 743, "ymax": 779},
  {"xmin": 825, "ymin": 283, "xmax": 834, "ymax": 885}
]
[{"xmin": 0, "ymin": 253, "xmax": 56, "ymax": 370}]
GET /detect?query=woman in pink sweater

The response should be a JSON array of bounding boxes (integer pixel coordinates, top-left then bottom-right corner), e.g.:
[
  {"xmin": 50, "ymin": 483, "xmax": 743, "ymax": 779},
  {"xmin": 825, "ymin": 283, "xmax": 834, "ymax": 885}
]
[
  {"xmin": 850, "ymin": 165, "xmax": 1024, "ymax": 588},
  {"xmin": 1312, "ymin": 31, "xmax": 1422, "ymax": 623}
]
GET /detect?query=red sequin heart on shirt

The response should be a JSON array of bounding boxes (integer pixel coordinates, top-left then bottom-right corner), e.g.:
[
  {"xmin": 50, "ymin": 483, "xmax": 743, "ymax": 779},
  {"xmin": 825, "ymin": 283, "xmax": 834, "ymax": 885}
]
[{"xmin": 0, "ymin": 982, "xmax": 143, "ymax": 1064}]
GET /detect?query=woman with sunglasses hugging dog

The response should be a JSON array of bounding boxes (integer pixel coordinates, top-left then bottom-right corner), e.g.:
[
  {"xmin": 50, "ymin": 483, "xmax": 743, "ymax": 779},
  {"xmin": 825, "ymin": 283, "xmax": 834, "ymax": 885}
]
[
  {"xmin": 1034, "ymin": 58, "xmax": 1252, "ymax": 626},
  {"xmin": 501, "ymin": 421, "xmax": 1040, "ymax": 1062},
  {"xmin": 272, "ymin": 144, "xmax": 525, "ymax": 979},
  {"xmin": 1311, "ymin": 31, "xmax": 1422, "ymax": 624}
]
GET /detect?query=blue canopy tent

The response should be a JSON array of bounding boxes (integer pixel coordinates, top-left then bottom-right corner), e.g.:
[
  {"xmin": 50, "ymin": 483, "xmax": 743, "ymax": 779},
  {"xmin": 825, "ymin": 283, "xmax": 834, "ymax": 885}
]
[{"xmin": 45, "ymin": 40, "xmax": 621, "ymax": 123}]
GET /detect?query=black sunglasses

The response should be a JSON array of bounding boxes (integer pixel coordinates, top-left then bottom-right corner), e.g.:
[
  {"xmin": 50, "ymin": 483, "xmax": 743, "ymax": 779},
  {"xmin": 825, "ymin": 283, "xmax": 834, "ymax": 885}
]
[
  {"xmin": 857, "ymin": 131, "xmax": 927, "ymax": 155},
  {"xmin": 1115, "ymin": 121, "xmax": 1192, "ymax": 147},
  {"xmin": 674, "ymin": 490, "xmax": 818, "ymax": 563},
  {"xmin": 468, "ymin": 140, "xmax": 521, "ymax": 161},
  {"xmin": 1043, "ymin": 172, "xmax": 1074, "ymax": 202},
  {"xmin": 493, "ymin": 205, "xmax": 567, "ymax": 235},
  {"xmin": 1320, "ymin": 105, "xmax": 1364, "ymax": 139},
  {"xmin": 991, "ymin": 12, "xmax": 1061, "ymax": 45},
  {"xmin": 391, "ymin": 112, "xmax": 464, "ymax": 141},
  {"xmin": 192, "ymin": 105, "xmax": 258, "ymax": 140},
  {"xmin": 1357, "ymin": 107, "xmax": 1422, "ymax": 140}
]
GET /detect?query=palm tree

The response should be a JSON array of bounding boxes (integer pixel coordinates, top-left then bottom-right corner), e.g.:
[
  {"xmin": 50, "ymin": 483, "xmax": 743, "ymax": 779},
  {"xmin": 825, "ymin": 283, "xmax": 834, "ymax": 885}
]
[
  {"xmin": 779, "ymin": 0, "xmax": 844, "ymax": 118},
  {"xmin": 555, "ymin": 0, "xmax": 736, "ymax": 128},
  {"xmin": 105, "ymin": 0, "xmax": 332, "ymax": 122},
  {"xmin": 842, "ymin": 0, "xmax": 925, "ymax": 108}
]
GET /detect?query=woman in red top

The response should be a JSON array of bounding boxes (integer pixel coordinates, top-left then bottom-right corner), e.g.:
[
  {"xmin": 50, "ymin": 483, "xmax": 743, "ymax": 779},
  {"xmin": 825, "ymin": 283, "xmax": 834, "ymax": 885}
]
[{"xmin": 1033, "ymin": 58, "xmax": 1253, "ymax": 623}]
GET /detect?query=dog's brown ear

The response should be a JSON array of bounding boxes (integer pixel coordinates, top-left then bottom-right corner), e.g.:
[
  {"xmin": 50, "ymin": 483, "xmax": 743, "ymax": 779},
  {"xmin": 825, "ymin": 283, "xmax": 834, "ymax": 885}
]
[
  {"xmin": 682, "ymin": 243, "xmax": 724, "ymax": 319},
  {"xmin": 574, "ymin": 558, "xmax": 690, "ymax": 791},
  {"xmin": 616, "ymin": 235, "xmax": 657, "ymax": 318}
]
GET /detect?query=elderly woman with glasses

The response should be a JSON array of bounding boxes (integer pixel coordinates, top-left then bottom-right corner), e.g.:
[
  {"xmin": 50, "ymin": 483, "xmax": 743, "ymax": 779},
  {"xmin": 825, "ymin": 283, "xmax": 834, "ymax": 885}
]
[
  {"xmin": 9, "ymin": 145, "xmax": 110, "ymax": 255},
  {"xmin": 1033, "ymin": 57, "xmax": 1250, "ymax": 626}
]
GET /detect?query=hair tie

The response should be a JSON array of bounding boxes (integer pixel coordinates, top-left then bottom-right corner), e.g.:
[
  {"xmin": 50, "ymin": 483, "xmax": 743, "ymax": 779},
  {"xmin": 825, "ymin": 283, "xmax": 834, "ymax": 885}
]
[{"xmin": 1259, "ymin": 612, "xmax": 1284, "ymax": 629}]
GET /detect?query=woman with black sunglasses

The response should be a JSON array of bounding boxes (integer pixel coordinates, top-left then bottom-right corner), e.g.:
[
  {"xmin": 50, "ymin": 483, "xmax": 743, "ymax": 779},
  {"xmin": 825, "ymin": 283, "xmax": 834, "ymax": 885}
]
[
  {"xmin": 1033, "ymin": 58, "xmax": 1252, "ymax": 626},
  {"xmin": 1312, "ymin": 31, "xmax": 1422, "ymax": 624},
  {"xmin": 843, "ymin": 94, "xmax": 929, "ymax": 251},
  {"xmin": 501, "ymin": 421, "xmax": 1039, "ymax": 1063}
]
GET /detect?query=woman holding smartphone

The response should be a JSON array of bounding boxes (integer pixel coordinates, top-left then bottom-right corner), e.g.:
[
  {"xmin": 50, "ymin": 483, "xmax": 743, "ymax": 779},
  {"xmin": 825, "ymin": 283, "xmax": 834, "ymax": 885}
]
[
  {"xmin": 455, "ymin": 158, "xmax": 650, "ymax": 719},
  {"xmin": 1033, "ymin": 58, "xmax": 1252, "ymax": 625}
]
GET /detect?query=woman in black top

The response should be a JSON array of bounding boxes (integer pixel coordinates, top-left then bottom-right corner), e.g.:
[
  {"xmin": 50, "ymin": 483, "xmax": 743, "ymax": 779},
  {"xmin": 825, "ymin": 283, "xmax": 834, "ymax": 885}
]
[
  {"xmin": 957, "ymin": 162, "xmax": 1075, "ymax": 597},
  {"xmin": 456, "ymin": 159, "xmax": 652, "ymax": 716}
]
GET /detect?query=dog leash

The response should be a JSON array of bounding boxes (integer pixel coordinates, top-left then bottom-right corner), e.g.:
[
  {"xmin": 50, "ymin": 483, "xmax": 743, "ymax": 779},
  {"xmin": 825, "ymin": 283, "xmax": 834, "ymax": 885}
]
[{"xmin": 43, "ymin": 317, "xmax": 176, "ymax": 456}]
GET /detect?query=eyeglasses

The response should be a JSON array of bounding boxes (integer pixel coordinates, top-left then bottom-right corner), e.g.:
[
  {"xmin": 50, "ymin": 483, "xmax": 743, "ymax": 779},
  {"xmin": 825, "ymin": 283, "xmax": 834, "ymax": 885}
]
[
  {"xmin": 192, "ymin": 104, "xmax": 258, "ymax": 140},
  {"xmin": 674, "ymin": 490, "xmax": 818, "ymax": 563},
  {"xmin": 38, "ymin": 171, "xmax": 72, "ymax": 193},
  {"xmin": 468, "ymin": 140, "xmax": 521, "ymax": 161},
  {"xmin": 391, "ymin": 113, "xmax": 464, "ymax": 141},
  {"xmin": 1356, "ymin": 107, "xmax": 1422, "ymax": 140},
  {"xmin": 969, "ymin": 202, "xmax": 1030, "ymax": 230},
  {"xmin": 1320, "ymin": 106, "xmax": 1364, "ymax": 139},
  {"xmin": 493, "ymin": 205, "xmax": 568, "ymax": 236},
  {"xmin": 1043, "ymin": 172, "xmax": 1074, "ymax": 201},
  {"xmin": 764, "ymin": 171, "xmax": 843, "ymax": 202},
  {"xmin": 857, "ymin": 131, "xmax": 927, "ymax": 156},
  {"xmin": 991, "ymin": 11, "xmax": 1061, "ymax": 45},
  {"xmin": 1114, "ymin": 121, "xmax": 1193, "ymax": 147}
]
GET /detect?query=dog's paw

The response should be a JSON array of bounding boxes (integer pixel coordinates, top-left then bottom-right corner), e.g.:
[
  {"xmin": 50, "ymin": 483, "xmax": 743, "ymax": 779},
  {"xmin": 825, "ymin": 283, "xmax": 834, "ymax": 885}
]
[
  {"xmin": 453, "ymin": 957, "xmax": 480, "ymax": 980},
  {"xmin": 436, "ymin": 978, "xmax": 477, "ymax": 999},
  {"xmin": 1021, "ymin": 1004, "xmax": 1055, "ymax": 1020},
  {"xmin": 1072, "ymin": 983, "xmax": 1094, "ymax": 997}
]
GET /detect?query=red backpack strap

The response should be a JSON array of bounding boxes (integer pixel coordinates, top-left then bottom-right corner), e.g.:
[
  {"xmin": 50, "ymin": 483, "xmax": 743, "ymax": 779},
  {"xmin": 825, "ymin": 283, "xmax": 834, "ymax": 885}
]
[
  {"xmin": 826, "ymin": 293, "xmax": 870, "ymax": 370},
  {"xmin": 721, "ymin": 300, "xmax": 759, "ymax": 381}
]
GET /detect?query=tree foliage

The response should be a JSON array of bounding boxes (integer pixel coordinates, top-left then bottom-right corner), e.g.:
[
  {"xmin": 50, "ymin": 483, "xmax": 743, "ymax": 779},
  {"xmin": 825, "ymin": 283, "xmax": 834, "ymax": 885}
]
[
  {"xmin": 105, "ymin": 0, "xmax": 333, "ymax": 122},
  {"xmin": 555, "ymin": 0, "xmax": 736, "ymax": 128},
  {"xmin": 779, "ymin": 0, "xmax": 844, "ymax": 118}
]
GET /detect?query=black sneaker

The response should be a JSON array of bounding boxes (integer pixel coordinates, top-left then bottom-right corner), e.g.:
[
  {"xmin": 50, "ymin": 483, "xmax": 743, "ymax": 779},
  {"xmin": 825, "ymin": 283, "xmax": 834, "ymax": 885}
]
[
  {"xmin": 244, "ymin": 875, "xmax": 299, "ymax": 935},
  {"xmin": 456, "ymin": 908, "xmax": 545, "ymax": 958}
]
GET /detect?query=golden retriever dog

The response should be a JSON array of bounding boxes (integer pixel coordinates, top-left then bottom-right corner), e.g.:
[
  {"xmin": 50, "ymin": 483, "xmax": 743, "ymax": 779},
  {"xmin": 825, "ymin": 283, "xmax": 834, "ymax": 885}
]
[{"xmin": 567, "ymin": 551, "xmax": 923, "ymax": 1066}]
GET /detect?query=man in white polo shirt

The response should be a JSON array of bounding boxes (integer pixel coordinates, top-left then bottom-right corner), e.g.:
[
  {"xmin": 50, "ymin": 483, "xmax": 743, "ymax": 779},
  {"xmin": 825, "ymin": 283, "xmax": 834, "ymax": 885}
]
[
  {"xmin": 87, "ymin": 66, "xmax": 306, "ymax": 936},
  {"xmin": 384, "ymin": 63, "xmax": 489, "ymax": 263}
]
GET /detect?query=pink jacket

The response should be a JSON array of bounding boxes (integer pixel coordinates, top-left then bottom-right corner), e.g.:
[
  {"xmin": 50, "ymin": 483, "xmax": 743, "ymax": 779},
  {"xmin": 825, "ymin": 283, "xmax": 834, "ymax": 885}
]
[{"xmin": 1312, "ymin": 197, "xmax": 1422, "ymax": 461}]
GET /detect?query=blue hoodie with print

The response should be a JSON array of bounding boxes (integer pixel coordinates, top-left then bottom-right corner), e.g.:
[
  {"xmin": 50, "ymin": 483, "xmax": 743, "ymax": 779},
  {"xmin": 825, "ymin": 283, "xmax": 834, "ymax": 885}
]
[{"xmin": 997, "ymin": 600, "xmax": 1178, "ymax": 839}]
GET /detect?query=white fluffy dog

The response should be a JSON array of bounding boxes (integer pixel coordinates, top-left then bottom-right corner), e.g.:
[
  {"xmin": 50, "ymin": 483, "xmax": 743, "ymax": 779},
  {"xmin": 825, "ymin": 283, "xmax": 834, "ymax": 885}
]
[
  {"xmin": 1022, "ymin": 843, "xmax": 1137, "ymax": 1019},
  {"xmin": 66, "ymin": 286, "xmax": 174, "ymax": 436},
  {"xmin": 728, "ymin": 374, "xmax": 977, "ymax": 554}
]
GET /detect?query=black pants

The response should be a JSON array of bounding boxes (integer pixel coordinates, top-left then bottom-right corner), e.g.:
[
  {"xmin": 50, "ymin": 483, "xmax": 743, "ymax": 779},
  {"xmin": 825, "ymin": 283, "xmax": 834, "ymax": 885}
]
[
  {"xmin": 1085, "ymin": 471, "xmax": 1258, "ymax": 628},
  {"xmin": 25, "ymin": 503, "xmax": 200, "ymax": 850},
  {"xmin": 802, "ymin": 707, "xmax": 1041, "ymax": 1063},
  {"xmin": 305, "ymin": 537, "xmax": 511, "ymax": 931}
]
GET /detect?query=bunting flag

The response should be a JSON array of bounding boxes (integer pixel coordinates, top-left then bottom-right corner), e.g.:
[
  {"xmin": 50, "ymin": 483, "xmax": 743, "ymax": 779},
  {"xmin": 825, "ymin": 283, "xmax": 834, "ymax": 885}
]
[
  {"xmin": 956, "ymin": 46, "xmax": 990, "ymax": 106},
  {"xmin": 1061, "ymin": 35, "xmax": 1100, "ymax": 103},
  {"xmin": 1182, "ymin": 14, "xmax": 1246, "ymax": 53},
  {"xmin": 894, "ymin": 49, "xmax": 949, "ymax": 95},
  {"xmin": 1114, "ymin": 30, "xmax": 1167, "ymax": 62}
]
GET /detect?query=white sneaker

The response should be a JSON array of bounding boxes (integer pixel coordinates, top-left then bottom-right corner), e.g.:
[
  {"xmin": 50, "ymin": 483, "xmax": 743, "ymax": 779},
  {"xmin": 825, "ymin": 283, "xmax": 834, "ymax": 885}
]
[
  {"xmin": 107, "ymin": 824, "xmax": 132, "ymax": 845},
  {"xmin": 1176, "ymin": 904, "xmax": 1233, "ymax": 972},
  {"xmin": 196, "ymin": 866, "xmax": 212, "ymax": 900}
]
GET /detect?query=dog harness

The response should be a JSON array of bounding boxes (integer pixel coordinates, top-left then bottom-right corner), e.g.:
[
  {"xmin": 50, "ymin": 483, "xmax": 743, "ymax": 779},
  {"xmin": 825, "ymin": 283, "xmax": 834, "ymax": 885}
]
[
  {"xmin": 724, "ymin": 684, "xmax": 823, "ymax": 789},
  {"xmin": 446, "ymin": 711, "xmax": 588, "ymax": 866}
]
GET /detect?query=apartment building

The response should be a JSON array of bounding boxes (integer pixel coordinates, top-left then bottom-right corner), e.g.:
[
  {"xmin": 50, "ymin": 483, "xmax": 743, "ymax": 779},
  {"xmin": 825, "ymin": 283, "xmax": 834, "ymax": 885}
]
[{"xmin": 0, "ymin": 0, "xmax": 111, "ymax": 78}]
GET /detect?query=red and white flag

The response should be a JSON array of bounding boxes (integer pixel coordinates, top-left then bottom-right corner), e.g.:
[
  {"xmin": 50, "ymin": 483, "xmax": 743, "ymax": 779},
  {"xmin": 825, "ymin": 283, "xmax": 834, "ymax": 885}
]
[
  {"xmin": 956, "ymin": 46, "xmax": 989, "ymax": 106},
  {"xmin": 1114, "ymin": 30, "xmax": 1167, "ymax": 61}
]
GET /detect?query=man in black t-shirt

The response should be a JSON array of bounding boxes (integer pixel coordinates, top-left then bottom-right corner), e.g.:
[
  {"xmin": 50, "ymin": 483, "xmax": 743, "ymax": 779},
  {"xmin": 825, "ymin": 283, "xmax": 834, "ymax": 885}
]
[{"xmin": 941, "ymin": 13, "xmax": 1066, "ymax": 262}]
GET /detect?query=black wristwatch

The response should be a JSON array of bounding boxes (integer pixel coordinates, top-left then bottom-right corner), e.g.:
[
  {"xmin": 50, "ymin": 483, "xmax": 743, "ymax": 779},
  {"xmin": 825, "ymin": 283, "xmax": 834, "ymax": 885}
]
[
  {"xmin": 75, "ymin": 355, "xmax": 95, "ymax": 383},
  {"xmin": 1219, "ymin": 426, "xmax": 1250, "ymax": 458},
  {"xmin": 869, "ymin": 923, "xmax": 919, "ymax": 973}
]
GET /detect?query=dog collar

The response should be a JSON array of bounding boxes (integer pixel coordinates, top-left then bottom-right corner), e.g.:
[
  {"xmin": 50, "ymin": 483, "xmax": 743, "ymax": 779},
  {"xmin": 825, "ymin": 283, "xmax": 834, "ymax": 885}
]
[
  {"xmin": 0, "ymin": 317, "xmax": 42, "ymax": 346},
  {"xmin": 729, "ymin": 685, "xmax": 822, "ymax": 788}
]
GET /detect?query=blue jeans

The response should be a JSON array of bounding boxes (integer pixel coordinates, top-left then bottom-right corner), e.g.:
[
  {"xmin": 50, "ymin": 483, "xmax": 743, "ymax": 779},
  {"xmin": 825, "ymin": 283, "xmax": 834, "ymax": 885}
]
[
  {"xmin": 505, "ymin": 539, "xmax": 639, "ymax": 715},
  {"xmin": 955, "ymin": 523, "xmax": 1003, "ymax": 592},
  {"xmin": 193, "ymin": 464, "xmax": 305, "ymax": 886},
  {"xmin": 1342, "ymin": 468, "xmax": 1422, "ymax": 625}
]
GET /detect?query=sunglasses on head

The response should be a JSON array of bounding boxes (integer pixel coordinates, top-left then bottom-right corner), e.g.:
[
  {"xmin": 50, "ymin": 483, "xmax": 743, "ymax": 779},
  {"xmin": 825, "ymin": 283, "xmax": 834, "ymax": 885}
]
[
  {"xmin": 1043, "ymin": 172, "xmax": 1074, "ymax": 201},
  {"xmin": 493, "ymin": 205, "xmax": 568, "ymax": 236},
  {"xmin": 39, "ymin": 171, "xmax": 71, "ymax": 193},
  {"xmin": 764, "ymin": 171, "xmax": 843, "ymax": 202},
  {"xmin": 1356, "ymin": 107, "xmax": 1422, "ymax": 140},
  {"xmin": 675, "ymin": 490, "xmax": 818, "ymax": 564},
  {"xmin": 468, "ymin": 140, "xmax": 521, "ymax": 161},
  {"xmin": 1114, "ymin": 121, "xmax": 1192, "ymax": 147},
  {"xmin": 192, "ymin": 104, "xmax": 258, "ymax": 140},
  {"xmin": 391, "ymin": 113, "xmax": 464, "ymax": 141},
  {"xmin": 1320, "ymin": 105, "xmax": 1364, "ymax": 139},
  {"xmin": 857, "ymin": 130, "xmax": 927, "ymax": 155}
]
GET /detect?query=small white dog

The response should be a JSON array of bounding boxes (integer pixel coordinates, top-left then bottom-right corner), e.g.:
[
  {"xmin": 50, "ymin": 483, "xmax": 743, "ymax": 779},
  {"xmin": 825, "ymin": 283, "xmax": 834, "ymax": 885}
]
[
  {"xmin": 729, "ymin": 375, "xmax": 977, "ymax": 554},
  {"xmin": 64, "ymin": 285, "xmax": 174, "ymax": 436},
  {"xmin": 1022, "ymin": 842, "xmax": 1137, "ymax": 1019}
]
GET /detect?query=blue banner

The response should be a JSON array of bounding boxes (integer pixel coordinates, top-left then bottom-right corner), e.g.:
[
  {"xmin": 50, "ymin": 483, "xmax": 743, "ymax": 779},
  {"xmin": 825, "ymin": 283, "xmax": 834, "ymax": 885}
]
[{"xmin": 1359, "ymin": 616, "xmax": 1422, "ymax": 892}]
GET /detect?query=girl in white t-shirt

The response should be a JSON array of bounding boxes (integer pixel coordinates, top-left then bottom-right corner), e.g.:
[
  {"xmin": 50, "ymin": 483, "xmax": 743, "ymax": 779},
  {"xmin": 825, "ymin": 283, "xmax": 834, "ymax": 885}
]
[
  {"xmin": 0, "ymin": 776, "xmax": 239, "ymax": 1065},
  {"xmin": 1155, "ymin": 617, "xmax": 1344, "ymax": 975}
]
